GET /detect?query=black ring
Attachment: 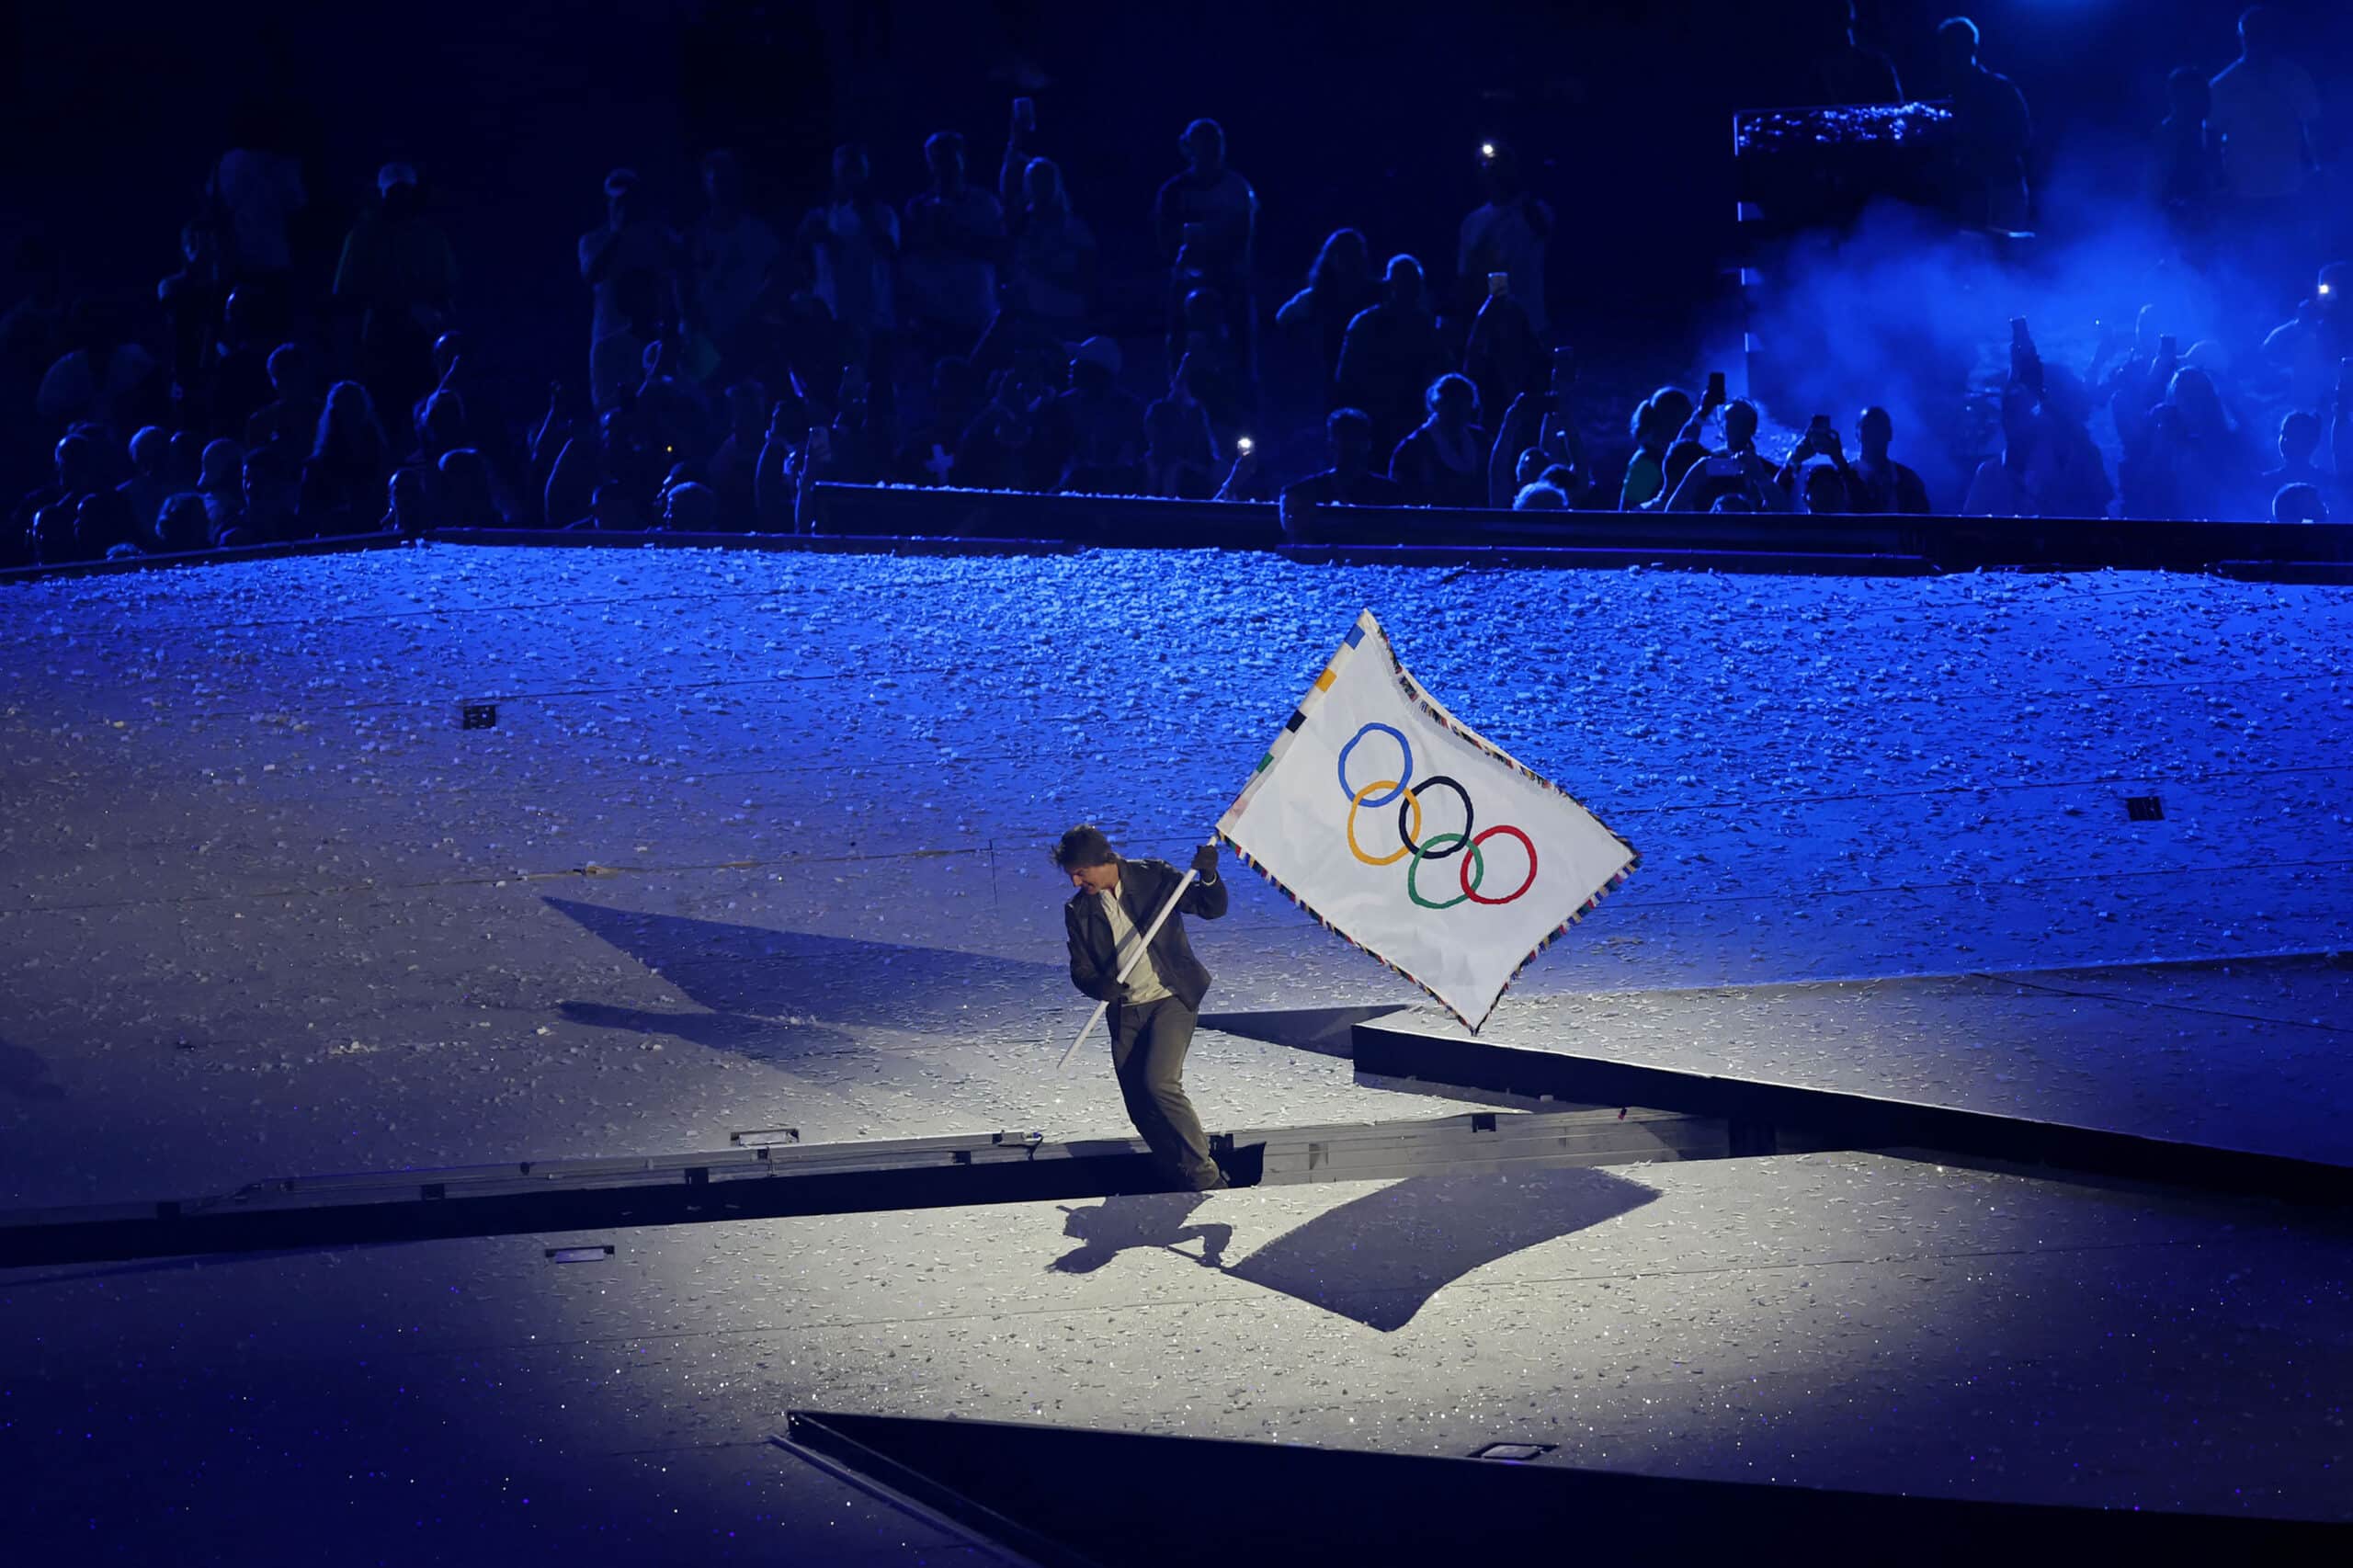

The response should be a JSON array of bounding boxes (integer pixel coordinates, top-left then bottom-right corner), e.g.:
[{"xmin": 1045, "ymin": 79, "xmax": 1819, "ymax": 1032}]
[{"xmin": 1398, "ymin": 775, "xmax": 1473, "ymax": 858}]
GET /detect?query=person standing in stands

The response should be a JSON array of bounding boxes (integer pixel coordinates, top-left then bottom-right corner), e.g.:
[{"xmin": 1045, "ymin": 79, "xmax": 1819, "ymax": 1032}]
[
  {"xmin": 1154, "ymin": 119, "xmax": 1258, "ymax": 384},
  {"xmin": 1055, "ymin": 825, "xmax": 1232, "ymax": 1193}
]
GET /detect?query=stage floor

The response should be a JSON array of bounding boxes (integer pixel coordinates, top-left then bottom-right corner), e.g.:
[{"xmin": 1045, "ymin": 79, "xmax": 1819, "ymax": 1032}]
[{"xmin": 4, "ymin": 543, "xmax": 2350, "ymax": 1556}]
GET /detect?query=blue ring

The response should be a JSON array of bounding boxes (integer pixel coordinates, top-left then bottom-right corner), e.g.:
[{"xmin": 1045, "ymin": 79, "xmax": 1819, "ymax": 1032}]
[{"xmin": 1337, "ymin": 723, "xmax": 1413, "ymax": 808}]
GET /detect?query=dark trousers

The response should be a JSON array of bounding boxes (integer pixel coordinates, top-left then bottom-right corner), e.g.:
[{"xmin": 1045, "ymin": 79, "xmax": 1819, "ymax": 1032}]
[{"xmin": 1110, "ymin": 997, "xmax": 1220, "ymax": 1187}]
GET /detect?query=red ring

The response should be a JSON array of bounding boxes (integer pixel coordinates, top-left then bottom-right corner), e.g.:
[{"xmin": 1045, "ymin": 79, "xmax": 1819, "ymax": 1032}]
[{"xmin": 1460, "ymin": 824, "xmax": 1537, "ymax": 904}]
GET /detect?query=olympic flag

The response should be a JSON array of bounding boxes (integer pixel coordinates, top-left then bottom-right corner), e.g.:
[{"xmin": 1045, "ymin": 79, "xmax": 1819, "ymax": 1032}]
[{"xmin": 1216, "ymin": 610, "xmax": 1637, "ymax": 1030}]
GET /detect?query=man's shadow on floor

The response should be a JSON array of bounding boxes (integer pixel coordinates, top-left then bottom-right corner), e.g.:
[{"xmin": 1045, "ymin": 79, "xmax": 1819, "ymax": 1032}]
[{"xmin": 1050, "ymin": 1166, "xmax": 1657, "ymax": 1332}]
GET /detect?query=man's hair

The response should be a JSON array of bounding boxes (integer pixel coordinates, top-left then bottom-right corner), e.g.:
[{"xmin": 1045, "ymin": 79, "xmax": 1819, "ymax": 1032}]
[
  {"xmin": 1052, "ymin": 824, "xmax": 1117, "ymax": 871},
  {"xmin": 1327, "ymin": 406, "xmax": 1373, "ymax": 444},
  {"xmin": 924, "ymin": 131, "xmax": 965, "ymax": 164},
  {"xmin": 1938, "ymin": 17, "xmax": 1980, "ymax": 52}
]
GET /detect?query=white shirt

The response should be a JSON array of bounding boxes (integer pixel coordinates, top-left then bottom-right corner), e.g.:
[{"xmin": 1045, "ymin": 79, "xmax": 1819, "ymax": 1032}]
[{"xmin": 1099, "ymin": 880, "xmax": 1172, "ymax": 1005}]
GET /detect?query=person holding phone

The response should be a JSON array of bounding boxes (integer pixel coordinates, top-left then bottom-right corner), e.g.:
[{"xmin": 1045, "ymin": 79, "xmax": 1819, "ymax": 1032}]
[{"xmin": 1457, "ymin": 142, "xmax": 1554, "ymax": 337}]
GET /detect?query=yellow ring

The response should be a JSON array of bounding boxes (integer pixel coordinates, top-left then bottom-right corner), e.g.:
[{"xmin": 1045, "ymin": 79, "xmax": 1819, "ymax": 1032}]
[{"xmin": 1347, "ymin": 779, "xmax": 1421, "ymax": 866}]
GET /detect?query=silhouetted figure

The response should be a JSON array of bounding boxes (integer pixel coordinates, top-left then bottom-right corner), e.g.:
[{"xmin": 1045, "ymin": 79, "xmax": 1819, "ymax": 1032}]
[
  {"xmin": 689, "ymin": 150, "xmax": 781, "ymax": 376},
  {"xmin": 902, "ymin": 131, "xmax": 1004, "ymax": 360},
  {"xmin": 661, "ymin": 480, "xmax": 720, "ymax": 531},
  {"xmin": 1458, "ymin": 144, "xmax": 1556, "ymax": 339},
  {"xmin": 302, "ymin": 381, "xmax": 392, "ymax": 531},
  {"xmin": 1275, "ymin": 228, "xmax": 1376, "ymax": 413},
  {"xmin": 1336, "ymin": 255, "xmax": 1445, "ymax": 455},
  {"xmin": 2261, "ymin": 261, "xmax": 2352, "ymax": 412},
  {"xmin": 1037, "ymin": 336, "xmax": 1144, "ymax": 494},
  {"xmin": 795, "ymin": 144, "xmax": 899, "ymax": 369},
  {"xmin": 1154, "ymin": 119, "xmax": 1257, "ymax": 381},
  {"xmin": 437, "ymin": 447, "xmax": 506, "ymax": 527},
  {"xmin": 1143, "ymin": 354, "xmax": 1222, "ymax": 499},
  {"xmin": 1389, "ymin": 373, "xmax": 1488, "ymax": 508},
  {"xmin": 2272, "ymin": 482, "xmax": 2326, "ymax": 523},
  {"xmin": 334, "ymin": 164, "xmax": 458, "ymax": 426},
  {"xmin": 580, "ymin": 169, "xmax": 687, "ymax": 411},
  {"xmin": 1846, "ymin": 406, "xmax": 1931, "ymax": 513},
  {"xmin": 2151, "ymin": 68, "xmax": 2222, "ymax": 231},
  {"xmin": 1280, "ymin": 406, "xmax": 1405, "ymax": 538},
  {"xmin": 2208, "ymin": 6, "xmax": 2319, "ymax": 205},
  {"xmin": 1620, "ymin": 387, "xmax": 1694, "ymax": 510},
  {"xmin": 118, "ymin": 426, "xmax": 172, "ymax": 541},
  {"xmin": 1801, "ymin": 2, "xmax": 1903, "ymax": 106},
  {"xmin": 156, "ymin": 222, "xmax": 226, "ymax": 406},
  {"xmin": 231, "ymin": 442, "xmax": 303, "ymax": 546},
  {"xmin": 896, "ymin": 358, "xmax": 983, "ymax": 488},
  {"xmin": 1938, "ymin": 17, "xmax": 2031, "ymax": 231},
  {"xmin": 244, "ymin": 343, "xmax": 320, "ymax": 452}
]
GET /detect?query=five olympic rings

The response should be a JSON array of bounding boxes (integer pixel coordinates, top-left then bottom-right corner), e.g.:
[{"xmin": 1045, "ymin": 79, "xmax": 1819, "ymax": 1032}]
[{"xmin": 1337, "ymin": 722, "xmax": 1537, "ymax": 905}]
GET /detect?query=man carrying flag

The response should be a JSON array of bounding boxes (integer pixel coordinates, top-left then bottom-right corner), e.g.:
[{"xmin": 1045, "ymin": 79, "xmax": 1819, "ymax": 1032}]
[{"xmin": 1057, "ymin": 826, "xmax": 1233, "ymax": 1190}]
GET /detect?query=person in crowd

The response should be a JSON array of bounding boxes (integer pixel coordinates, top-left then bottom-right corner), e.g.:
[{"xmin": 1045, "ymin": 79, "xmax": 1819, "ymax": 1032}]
[
  {"xmin": 381, "ymin": 466, "xmax": 436, "ymax": 536},
  {"xmin": 206, "ymin": 122, "xmax": 305, "ymax": 289},
  {"xmin": 408, "ymin": 388, "xmax": 471, "ymax": 470},
  {"xmin": 12, "ymin": 431, "xmax": 108, "ymax": 561},
  {"xmin": 1664, "ymin": 434, "xmax": 1790, "ymax": 513},
  {"xmin": 1794, "ymin": 459, "xmax": 1852, "ymax": 514},
  {"xmin": 634, "ymin": 336, "xmax": 713, "ymax": 462},
  {"xmin": 953, "ymin": 366, "xmax": 1052, "ymax": 493},
  {"xmin": 1336, "ymin": 255, "xmax": 1445, "ymax": 455},
  {"xmin": 2208, "ymin": 6, "xmax": 2319, "ymax": 207},
  {"xmin": 2151, "ymin": 68, "xmax": 2222, "ymax": 231},
  {"xmin": 1143, "ymin": 354, "xmax": 1221, "ymax": 499},
  {"xmin": 1513, "ymin": 479, "xmax": 1570, "ymax": 510},
  {"xmin": 156, "ymin": 222, "xmax": 227, "ymax": 409},
  {"xmin": 1458, "ymin": 144, "xmax": 1555, "ymax": 340},
  {"xmin": 565, "ymin": 480, "xmax": 644, "ymax": 532},
  {"xmin": 38, "ymin": 300, "xmax": 163, "ymax": 437},
  {"xmin": 1036, "ymin": 335, "xmax": 1144, "ymax": 494},
  {"xmin": 1173, "ymin": 285, "xmax": 1246, "ymax": 437},
  {"xmin": 2029, "ymin": 369, "xmax": 2115, "ymax": 519},
  {"xmin": 154, "ymin": 491, "xmax": 211, "ymax": 552},
  {"xmin": 580, "ymin": 169, "xmax": 688, "ymax": 411},
  {"xmin": 689, "ymin": 150, "xmax": 781, "ymax": 376},
  {"xmin": 302, "ymin": 381, "xmax": 393, "ymax": 528},
  {"xmin": 1938, "ymin": 17, "xmax": 2032, "ymax": 231},
  {"xmin": 1620, "ymin": 387, "xmax": 1695, "ymax": 508},
  {"xmin": 1389, "ymin": 372, "xmax": 1488, "ymax": 508},
  {"xmin": 194, "ymin": 437, "xmax": 245, "ymax": 540},
  {"xmin": 902, "ymin": 131, "xmax": 1004, "ymax": 362},
  {"xmin": 995, "ymin": 153, "xmax": 1095, "ymax": 347},
  {"xmin": 2272, "ymin": 482, "xmax": 2326, "ymax": 523},
  {"xmin": 2257, "ymin": 409, "xmax": 2335, "ymax": 510},
  {"xmin": 244, "ymin": 343, "xmax": 320, "ymax": 451},
  {"xmin": 1279, "ymin": 406, "xmax": 1405, "ymax": 535},
  {"xmin": 436, "ymin": 447, "xmax": 506, "ymax": 527},
  {"xmin": 1275, "ymin": 229, "xmax": 1377, "ymax": 411},
  {"xmin": 1461, "ymin": 270, "xmax": 1540, "ymax": 431},
  {"xmin": 1801, "ymin": 2, "xmax": 1903, "ymax": 106},
  {"xmin": 1154, "ymin": 119, "xmax": 1258, "ymax": 381},
  {"xmin": 334, "ymin": 164, "xmax": 459, "ymax": 424},
  {"xmin": 795, "ymin": 144, "xmax": 899, "ymax": 370},
  {"xmin": 661, "ymin": 479, "xmax": 721, "ymax": 531},
  {"xmin": 1845, "ymin": 406, "xmax": 1931, "ymax": 513},
  {"xmin": 702, "ymin": 381, "xmax": 769, "ymax": 516},
  {"xmin": 2121, "ymin": 368, "xmax": 2258, "ymax": 520},
  {"xmin": 230, "ymin": 442, "xmax": 304, "ymax": 546},
  {"xmin": 544, "ymin": 403, "xmax": 655, "ymax": 531},
  {"xmin": 118, "ymin": 426, "xmax": 173, "ymax": 540},
  {"xmin": 2261, "ymin": 262, "xmax": 2351, "ymax": 412}
]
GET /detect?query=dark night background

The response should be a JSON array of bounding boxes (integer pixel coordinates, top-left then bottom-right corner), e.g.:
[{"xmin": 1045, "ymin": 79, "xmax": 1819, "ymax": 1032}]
[{"xmin": 9, "ymin": 0, "xmax": 2349, "ymax": 377}]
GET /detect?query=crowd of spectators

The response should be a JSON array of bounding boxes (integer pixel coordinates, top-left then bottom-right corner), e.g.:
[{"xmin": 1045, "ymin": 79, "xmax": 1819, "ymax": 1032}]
[{"xmin": 4, "ymin": 6, "xmax": 2350, "ymax": 570}]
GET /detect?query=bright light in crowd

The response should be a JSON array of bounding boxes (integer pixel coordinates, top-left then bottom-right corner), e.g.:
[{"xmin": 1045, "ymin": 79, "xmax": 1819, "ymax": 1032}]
[{"xmin": 1480, "ymin": 142, "xmax": 1495, "ymax": 159}]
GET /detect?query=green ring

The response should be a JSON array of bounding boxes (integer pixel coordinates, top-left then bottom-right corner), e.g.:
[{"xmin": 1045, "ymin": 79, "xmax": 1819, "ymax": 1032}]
[{"xmin": 1407, "ymin": 833, "xmax": 1486, "ymax": 909}]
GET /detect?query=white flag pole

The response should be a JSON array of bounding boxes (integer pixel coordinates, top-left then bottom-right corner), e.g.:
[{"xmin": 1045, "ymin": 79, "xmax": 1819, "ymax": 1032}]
[{"xmin": 1056, "ymin": 841, "xmax": 1216, "ymax": 1071}]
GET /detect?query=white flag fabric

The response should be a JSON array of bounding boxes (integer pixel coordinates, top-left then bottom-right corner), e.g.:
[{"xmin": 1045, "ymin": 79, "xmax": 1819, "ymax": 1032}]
[{"xmin": 1216, "ymin": 610, "xmax": 1637, "ymax": 1030}]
